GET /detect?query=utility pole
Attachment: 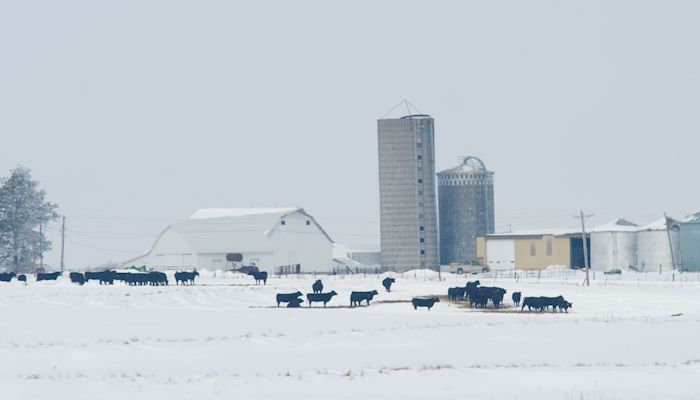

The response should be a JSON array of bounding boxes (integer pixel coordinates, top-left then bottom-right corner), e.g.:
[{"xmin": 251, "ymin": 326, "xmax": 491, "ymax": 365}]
[
  {"xmin": 574, "ymin": 211, "xmax": 593, "ymax": 286},
  {"xmin": 60, "ymin": 216, "xmax": 65, "ymax": 272},
  {"xmin": 39, "ymin": 224, "xmax": 44, "ymax": 270},
  {"xmin": 664, "ymin": 213, "xmax": 677, "ymax": 271}
]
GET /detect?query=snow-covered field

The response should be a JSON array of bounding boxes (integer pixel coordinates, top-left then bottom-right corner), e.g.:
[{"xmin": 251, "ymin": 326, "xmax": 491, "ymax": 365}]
[{"xmin": 1, "ymin": 270, "xmax": 699, "ymax": 399}]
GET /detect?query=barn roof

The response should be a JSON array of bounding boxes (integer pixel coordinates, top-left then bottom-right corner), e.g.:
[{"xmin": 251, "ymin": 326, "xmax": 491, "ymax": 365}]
[
  {"xmin": 484, "ymin": 228, "xmax": 582, "ymax": 239},
  {"xmin": 129, "ymin": 208, "xmax": 333, "ymax": 260}
]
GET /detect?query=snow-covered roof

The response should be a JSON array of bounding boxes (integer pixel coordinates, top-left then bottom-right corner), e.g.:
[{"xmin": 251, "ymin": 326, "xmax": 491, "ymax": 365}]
[
  {"xmin": 639, "ymin": 217, "xmax": 679, "ymax": 231},
  {"xmin": 132, "ymin": 207, "xmax": 333, "ymax": 258},
  {"xmin": 590, "ymin": 219, "xmax": 639, "ymax": 233},
  {"xmin": 681, "ymin": 211, "xmax": 700, "ymax": 224},
  {"xmin": 189, "ymin": 208, "xmax": 297, "ymax": 220},
  {"xmin": 486, "ymin": 228, "xmax": 581, "ymax": 238}
]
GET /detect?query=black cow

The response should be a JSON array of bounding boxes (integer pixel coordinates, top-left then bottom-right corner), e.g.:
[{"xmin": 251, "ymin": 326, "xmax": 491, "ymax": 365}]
[
  {"xmin": 469, "ymin": 288, "xmax": 489, "ymax": 308},
  {"xmin": 251, "ymin": 271, "xmax": 268, "ymax": 285},
  {"xmin": 521, "ymin": 296, "xmax": 542, "ymax": 311},
  {"xmin": 17, "ymin": 274, "xmax": 27, "ymax": 284},
  {"xmin": 115, "ymin": 272, "xmax": 132, "ymax": 283},
  {"xmin": 148, "ymin": 271, "xmax": 168, "ymax": 286},
  {"xmin": 312, "ymin": 279, "xmax": 323, "ymax": 294},
  {"xmin": 555, "ymin": 299, "xmax": 573, "ymax": 313},
  {"xmin": 0, "ymin": 272, "xmax": 16, "ymax": 282},
  {"xmin": 306, "ymin": 291, "xmax": 337, "ymax": 307},
  {"xmin": 175, "ymin": 271, "xmax": 198, "ymax": 285},
  {"xmin": 447, "ymin": 287, "xmax": 466, "ymax": 301},
  {"xmin": 84, "ymin": 271, "xmax": 100, "ymax": 283},
  {"xmin": 382, "ymin": 277, "xmax": 395, "ymax": 292},
  {"xmin": 541, "ymin": 296, "xmax": 564, "ymax": 311},
  {"xmin": 411, "ymin": 297, "xmax": 439, "ymax": 310},
  {"xmin": 287, "ymin": 298, "xmax": 304, "ymax": 308},
  {"xmin": 276, "ymin": 291, "xmax": 302, "ymax": 307},
  {"xmin": 36, "ymin": 272, "xmax": 61, "ymax": 281},
  {"xmin": 84, "ymin": 270, "xmax": 115, "ymax": 285},
  {"xmin": 512, "ymin": 292, "xmax": 522, "ymax": 307},
  {"xmin": 350, "ymin": 290, "xmax": 378, "ymax": 307},
  {"xmin": 69, "ymin": 272, "xmax": 85, "ymax": 285},
  {"xmin": 521, "ymin": 296, "xmax": 565, "ymax": 312},
  {"xmin": 465, "ymin": 280, "xmax": 481, "ymax": 300},
  {"xmin": 99, "ymin": 271, "xmax": 117, "ymax": 285},
  {"xmin": 478, "ymin": 286, "xmax": 507, "ymax": 308},
  {"xmin": 122, "ymin": 273, "xmax": 148, "ymax": 286}
]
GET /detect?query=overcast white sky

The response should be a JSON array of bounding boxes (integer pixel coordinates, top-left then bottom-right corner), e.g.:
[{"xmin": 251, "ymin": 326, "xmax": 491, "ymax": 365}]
[{"xmin": 1, "ymin": 1, "xmax": 698, "ymax": 268}]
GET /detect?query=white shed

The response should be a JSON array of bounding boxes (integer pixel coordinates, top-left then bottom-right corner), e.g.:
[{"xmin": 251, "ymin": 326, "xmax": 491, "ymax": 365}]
[
  {"xmin": 121, "ymin": 208, "xmax": 334, "ymax": 273},
  {"xmin": 636, "ymin": 217, "xmax": 681, "ymax": 272},
  {"xmin": 589, "ymin": 219, "xmax": 638, "ymax": 271}
]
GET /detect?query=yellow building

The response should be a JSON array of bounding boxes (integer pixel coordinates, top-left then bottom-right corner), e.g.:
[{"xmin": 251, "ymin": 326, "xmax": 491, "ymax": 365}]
[{"xmin": 476, "ymin": 229, "xmax": 590, "ymax": 270}]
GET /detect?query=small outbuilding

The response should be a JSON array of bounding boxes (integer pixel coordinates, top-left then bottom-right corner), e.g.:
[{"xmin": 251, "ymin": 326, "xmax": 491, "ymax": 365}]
[
  {"xmin": 121, "ymin": 208, "xmax": 334, "ymax": 273},
  {"xmin": 476, "ymin": 229, "xmax": 589, "ymax": 271}
]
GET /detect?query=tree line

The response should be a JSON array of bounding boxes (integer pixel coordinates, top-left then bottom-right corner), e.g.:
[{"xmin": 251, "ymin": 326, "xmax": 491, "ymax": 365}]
[{"xmin": 0, "ymin": 166, "xmax": 58, "ymax": 273}]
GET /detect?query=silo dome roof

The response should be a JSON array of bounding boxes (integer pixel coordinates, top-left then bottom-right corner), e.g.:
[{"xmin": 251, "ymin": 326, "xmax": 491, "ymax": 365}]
[{"xmin": 438, "ymin": 156, "xmax": 493, "ymax": 175}]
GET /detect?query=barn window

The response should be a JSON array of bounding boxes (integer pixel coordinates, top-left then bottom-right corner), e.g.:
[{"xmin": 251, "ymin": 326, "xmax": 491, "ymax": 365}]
[
  {"xmin": 420, "ymin": 226, "xmax": 424, "ymax": 231},
  {"xmin": 417, "ymin": 155, "xmax": 422, "ymax": 160},
  {"xmin": 281, "ymin": 220, "xmax": 286, "ymax": 225},
  {"xmin": 306, "ymin": 220, "xmax": 310, "ymax": 225},
  {"xmin": 420, "ymin": 250, "xmax": 425, "ymax": 255}
]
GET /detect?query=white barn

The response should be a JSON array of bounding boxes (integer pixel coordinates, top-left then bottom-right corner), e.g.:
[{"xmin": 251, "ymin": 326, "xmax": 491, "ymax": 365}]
[{"xmin": 121, "ymin": 208, "xmax": 334, "ymax": 273}]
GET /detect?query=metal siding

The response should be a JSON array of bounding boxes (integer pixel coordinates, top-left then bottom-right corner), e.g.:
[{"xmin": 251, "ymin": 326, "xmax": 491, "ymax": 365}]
[
  {"xmin": 680, "ymin": 223, "xmax": 700, "ymax": 271},
  {"xmin": 437, "ymin": 169, "xmax": 494, "ymax": 264}
]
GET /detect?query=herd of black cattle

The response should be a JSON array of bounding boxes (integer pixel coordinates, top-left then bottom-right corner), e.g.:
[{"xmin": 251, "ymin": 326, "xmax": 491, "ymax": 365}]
[
  {"xmin": 274, "ymin": 276, "xmax": 573, "ymax": 312},
  {"xmin": 0, "ymin": 270, "xmax": 200, "ymax": 286},
  {"xmin": 0, "ymin": 270, "xmax": 572, "ymax": 312}
]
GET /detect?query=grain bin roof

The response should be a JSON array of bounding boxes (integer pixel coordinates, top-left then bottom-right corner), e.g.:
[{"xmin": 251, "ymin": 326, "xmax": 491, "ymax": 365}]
[{"xmin": 589, "ymin": 219, "xmax": 639, "ymax": 233}]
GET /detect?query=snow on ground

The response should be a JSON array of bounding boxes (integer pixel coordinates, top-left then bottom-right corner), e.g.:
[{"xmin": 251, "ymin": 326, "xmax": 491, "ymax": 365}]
[{"xmin": 1, "ymin": 270, "xmax": 699, "ymax": 399}]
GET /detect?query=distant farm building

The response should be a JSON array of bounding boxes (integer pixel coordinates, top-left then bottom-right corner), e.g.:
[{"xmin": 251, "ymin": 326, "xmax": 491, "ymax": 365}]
[
  {"xmin": 680, "ymin": 211, "xmax": 700, "ymax": 272},
  {"xmin": 589, "ymin": 219, "xmax": 639, "ymax": 272},
  {"xmin": 636, "ymin": 217, "xmax": 680, "ymax": 272},
  {"xmin": 476, "ymin": 229, "xmax": 590, "ymax": 271},
  {"xmin": 121, "ymin": 208, "xmax": 334, "ymax": 273}
]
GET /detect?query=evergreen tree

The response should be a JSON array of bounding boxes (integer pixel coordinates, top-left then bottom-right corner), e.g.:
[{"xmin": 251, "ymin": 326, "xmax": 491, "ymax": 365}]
[{"xmin": 0, "ymin": 166, "xmax": 59, "ymax": 272}]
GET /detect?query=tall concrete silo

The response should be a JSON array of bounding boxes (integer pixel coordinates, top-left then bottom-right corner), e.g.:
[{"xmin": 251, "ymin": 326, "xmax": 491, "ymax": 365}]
[
  {"xmin": 437, "ymin": 156, "xmax": 495, "ymax": 265},
  {"xmin": 589, "ymin": 219, "xmax": 638, "ymax": 271},
  {"xmin": 378, "ymin": 115, "xmax": 439, "ymax": 271},
  {"xmin": 636, "ymin": 217, "xmax": 681, "ymax": 272}
]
